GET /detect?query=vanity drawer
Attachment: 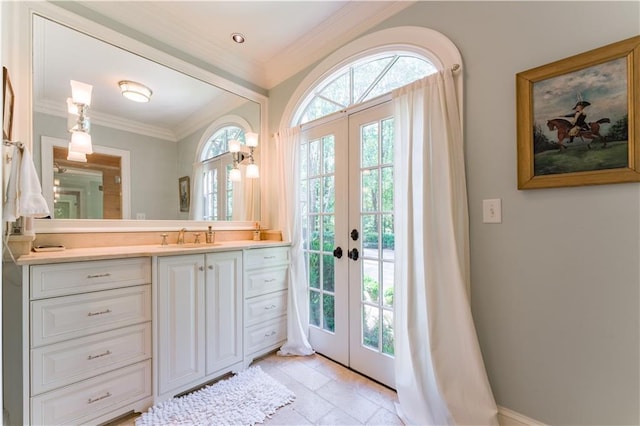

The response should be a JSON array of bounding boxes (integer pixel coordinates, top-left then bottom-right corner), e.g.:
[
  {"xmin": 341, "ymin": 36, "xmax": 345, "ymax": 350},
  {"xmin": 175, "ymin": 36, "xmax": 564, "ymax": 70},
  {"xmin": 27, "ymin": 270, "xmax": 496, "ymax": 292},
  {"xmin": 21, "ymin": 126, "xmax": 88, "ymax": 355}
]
[
  {"xmin": 31, "ymin": 322, "xmax": 152, "ymax": 395},
  {"xmin": 31, "ymin": 360, "xmax": 152, "ymax": 426},
  {"xmin": 31, "ymin": 284, "xmax": 151, "ymax": 347},
  {"xmin": 245, "ymin": 290, "xmax": 288, "ymax": 326},
  {"xmin": 31, "ymin": 257, "xmax": 151, "ymax": 299},
  {"xmin": 244, "ymin": 316, "xmax": 287, "ymax": 355},
  {"xmin": 244, "ymin": 247, "xmax": 289, "ymax": 270},
  {"xmin": 245, "ymin": 266, "xmax": 288, "ymax": 298}
]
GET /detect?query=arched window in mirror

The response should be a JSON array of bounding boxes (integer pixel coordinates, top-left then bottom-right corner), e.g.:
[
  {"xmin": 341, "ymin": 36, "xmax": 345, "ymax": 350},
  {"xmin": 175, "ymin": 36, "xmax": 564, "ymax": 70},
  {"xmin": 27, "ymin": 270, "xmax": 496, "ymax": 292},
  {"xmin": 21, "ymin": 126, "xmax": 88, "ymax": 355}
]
[{"xmin": 194, "ymin": 117, "xmax": 252, "ymax": 221}]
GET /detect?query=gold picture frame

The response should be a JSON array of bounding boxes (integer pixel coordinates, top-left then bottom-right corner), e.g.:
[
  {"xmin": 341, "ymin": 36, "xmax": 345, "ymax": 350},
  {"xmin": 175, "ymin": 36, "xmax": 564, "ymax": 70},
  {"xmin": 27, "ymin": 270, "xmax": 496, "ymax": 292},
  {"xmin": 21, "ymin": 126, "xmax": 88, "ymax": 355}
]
[
  {"xmin": 516, "ymin": 36, "xmax": 640, "ymax": 189},
  {"xmin": 179, "ymin": 176, "xmax": 190, "ymax": 212},
  {"xmin": 3, "ymin": 67, "xmax": 15, "ymax": 141}
]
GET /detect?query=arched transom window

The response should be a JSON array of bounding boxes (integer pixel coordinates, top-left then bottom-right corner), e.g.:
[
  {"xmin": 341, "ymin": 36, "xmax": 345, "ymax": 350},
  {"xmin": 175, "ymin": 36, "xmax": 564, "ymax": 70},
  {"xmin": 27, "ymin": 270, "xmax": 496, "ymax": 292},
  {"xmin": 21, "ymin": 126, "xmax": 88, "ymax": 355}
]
[
  {"xmin": 200, "ymin": 125, "xmax": 246, "ymax": 161},
  {"xmin": 294, "ymin": 52, "xmax": 437, "ymax": 125}
]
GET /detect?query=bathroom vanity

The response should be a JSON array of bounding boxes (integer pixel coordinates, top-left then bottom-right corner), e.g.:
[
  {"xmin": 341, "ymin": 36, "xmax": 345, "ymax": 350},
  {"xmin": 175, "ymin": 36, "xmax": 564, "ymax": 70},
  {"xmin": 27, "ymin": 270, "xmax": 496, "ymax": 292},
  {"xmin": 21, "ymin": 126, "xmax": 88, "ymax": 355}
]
[{"xmin": 3, "ymin": 239, "xmax": 290, "ymax": 425}]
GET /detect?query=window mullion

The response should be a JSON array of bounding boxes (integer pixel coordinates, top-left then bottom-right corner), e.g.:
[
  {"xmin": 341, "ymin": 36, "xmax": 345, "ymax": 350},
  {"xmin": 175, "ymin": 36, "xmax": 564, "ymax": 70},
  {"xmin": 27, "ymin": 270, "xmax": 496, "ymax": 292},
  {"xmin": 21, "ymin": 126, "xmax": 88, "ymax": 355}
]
[{"xmin": 356, "ymin": 55, "xmax": 399, "ymax": 104}]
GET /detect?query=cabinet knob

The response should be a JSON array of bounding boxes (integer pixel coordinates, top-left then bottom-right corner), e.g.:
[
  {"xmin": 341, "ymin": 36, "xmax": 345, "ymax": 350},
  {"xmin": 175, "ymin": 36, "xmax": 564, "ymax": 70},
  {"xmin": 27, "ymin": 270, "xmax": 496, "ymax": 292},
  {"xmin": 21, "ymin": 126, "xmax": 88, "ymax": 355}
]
[
  {"xmin": 199, "ymin": 266, "xmax": 204, "ymax": 271},
  {"xmin": 208, "ymin": 265, "xmax": 214, "ymax": 270}
]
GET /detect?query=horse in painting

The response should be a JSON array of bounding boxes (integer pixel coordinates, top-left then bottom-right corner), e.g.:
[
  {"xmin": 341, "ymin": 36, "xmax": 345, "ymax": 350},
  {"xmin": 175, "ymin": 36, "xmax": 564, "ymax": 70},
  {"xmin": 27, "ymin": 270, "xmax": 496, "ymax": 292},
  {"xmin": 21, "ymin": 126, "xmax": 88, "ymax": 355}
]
[{"xmin": 546, "ymin": 118, "xmax": 610, "ymax": 150}]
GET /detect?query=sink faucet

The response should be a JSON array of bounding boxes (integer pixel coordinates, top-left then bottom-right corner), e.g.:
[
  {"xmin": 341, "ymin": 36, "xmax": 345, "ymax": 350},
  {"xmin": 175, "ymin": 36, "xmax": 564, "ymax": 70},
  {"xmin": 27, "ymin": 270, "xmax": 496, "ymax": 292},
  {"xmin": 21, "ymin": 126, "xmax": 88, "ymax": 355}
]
[{"xmin": 177, "ymin": 228, "xmax": 187, "ymax": 244}]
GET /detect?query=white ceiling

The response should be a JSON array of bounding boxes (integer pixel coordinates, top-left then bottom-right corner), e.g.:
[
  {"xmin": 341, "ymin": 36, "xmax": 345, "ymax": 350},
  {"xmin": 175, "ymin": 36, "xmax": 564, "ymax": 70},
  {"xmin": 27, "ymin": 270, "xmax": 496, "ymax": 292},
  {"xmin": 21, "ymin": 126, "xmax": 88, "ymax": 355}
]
[
  {"xmin": 75, "ymin": 1, "xmax": 414, "ymax": 90},
  {"xmin": 34, "ymin": 1, "xmax": 413, "ymax": 141}
]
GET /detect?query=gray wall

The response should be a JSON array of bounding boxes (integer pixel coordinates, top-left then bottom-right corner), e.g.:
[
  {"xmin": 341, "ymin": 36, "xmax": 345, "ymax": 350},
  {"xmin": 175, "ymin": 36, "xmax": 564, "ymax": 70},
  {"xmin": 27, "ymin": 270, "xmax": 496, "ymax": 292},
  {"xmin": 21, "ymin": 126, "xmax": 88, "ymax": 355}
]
[{"xmin": 267, "ymin": 2, "xmax": 640, "ymax": 424}]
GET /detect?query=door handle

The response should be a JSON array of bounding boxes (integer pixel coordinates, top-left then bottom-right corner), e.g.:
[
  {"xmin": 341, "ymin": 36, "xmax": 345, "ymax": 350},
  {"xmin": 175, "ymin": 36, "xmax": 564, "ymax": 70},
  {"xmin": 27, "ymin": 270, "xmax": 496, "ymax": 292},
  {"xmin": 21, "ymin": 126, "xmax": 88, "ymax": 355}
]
[
  {"xmin": 351, "ymin": 229, "xmax": 359, "ymax": 241},
  {"xmin": 348, "ymin": 248, "xmax": 359, "ymax": 261},
  {"xmin": 333, "ymin": 247, "xmax": 343, "ymax": 258}
]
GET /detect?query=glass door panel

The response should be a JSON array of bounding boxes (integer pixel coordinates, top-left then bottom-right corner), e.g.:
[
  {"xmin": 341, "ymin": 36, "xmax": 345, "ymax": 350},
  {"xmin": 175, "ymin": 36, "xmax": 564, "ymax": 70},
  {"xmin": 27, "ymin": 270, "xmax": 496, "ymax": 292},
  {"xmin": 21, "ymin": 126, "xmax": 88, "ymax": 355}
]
[
  {"xmin": 301, "ymin": 118, "xmax": 349, "ymax": 365},
  {"xmin": 348, "ymin": 102, "xmax": 395, "ymax": 387}
]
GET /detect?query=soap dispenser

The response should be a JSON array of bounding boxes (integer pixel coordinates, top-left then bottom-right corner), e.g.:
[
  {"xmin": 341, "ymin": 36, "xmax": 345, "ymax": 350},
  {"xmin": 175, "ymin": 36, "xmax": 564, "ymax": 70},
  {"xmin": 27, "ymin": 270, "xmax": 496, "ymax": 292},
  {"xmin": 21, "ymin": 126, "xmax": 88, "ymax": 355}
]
[{"xmin": 206, "ymin": 225, "xmax": 215, "ymax": 244}]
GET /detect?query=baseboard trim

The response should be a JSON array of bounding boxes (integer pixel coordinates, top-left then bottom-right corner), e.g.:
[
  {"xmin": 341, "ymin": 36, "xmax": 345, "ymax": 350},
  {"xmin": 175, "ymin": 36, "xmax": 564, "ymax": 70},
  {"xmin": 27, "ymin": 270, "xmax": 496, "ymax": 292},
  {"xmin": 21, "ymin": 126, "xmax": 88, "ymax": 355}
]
[{"xmin": 498, "ymin": 406, "xmax": 547, "ymax": 426}]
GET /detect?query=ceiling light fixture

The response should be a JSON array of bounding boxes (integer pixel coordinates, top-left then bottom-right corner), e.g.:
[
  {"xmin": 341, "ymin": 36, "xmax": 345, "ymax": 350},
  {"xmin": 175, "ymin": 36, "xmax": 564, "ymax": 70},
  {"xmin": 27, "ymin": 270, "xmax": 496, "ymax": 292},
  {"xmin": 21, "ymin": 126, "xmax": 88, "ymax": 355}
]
[
  {"xmin": 231, "ymin": 33, "xmax": 245, "ymax": 44},
  {"xmin": 118, "ymin": 80, "xmax": 153, "ymax": 103}
]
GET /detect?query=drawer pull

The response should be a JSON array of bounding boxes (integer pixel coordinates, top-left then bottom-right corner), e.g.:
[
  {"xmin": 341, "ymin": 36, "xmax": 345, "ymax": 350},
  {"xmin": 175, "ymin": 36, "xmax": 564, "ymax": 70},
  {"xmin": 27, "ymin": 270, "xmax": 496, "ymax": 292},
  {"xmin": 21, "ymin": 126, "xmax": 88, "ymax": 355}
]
[
  {"xmin": 87, "ymin": 308, "xmax": 112, "ymax": 317},
  {"xmin": 87, "ymin": 349, "xmax": 112, "ymax": 360},
  {"xmin": 264, "ymin": 255, "xmax": 276, "ymax": 260},
  {"xmin": 88, "ymin": 392, "xmax": 112, "ymax": 405},
  {"xmin": 264, "ymin": 304, "xmax": 277, "ymax": 310},
  {"xmin": 264, "ymin": 330, "xmax": 277, "ymax": 338},
  {"xmin": 87, "ymin": 273, "xmax": 112, "ymax": 279},
  {"xmin": 264, "ymin": 278, "xmax": 276, "ymax": 283}
]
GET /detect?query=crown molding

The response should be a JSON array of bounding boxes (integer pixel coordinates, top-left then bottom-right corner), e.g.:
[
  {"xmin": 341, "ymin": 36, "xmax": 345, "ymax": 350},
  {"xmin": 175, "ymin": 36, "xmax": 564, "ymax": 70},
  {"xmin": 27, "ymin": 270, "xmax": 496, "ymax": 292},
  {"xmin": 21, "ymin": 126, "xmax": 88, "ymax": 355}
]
[
  {"xmin": 34, "ymin": 99, "xmax": 177, "ymax": 142},
  {"xmin": 264, "ymin": 1, "xmax": 415, "ymax": 89}
]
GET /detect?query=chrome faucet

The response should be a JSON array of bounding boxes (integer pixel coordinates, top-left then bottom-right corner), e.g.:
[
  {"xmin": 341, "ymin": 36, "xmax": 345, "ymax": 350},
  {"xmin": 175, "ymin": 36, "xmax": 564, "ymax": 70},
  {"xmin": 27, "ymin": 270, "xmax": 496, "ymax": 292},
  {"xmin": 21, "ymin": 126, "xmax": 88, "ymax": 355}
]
[{"xmin": 177, "ymin": 228, "xmax": 187, "ymax": 244}]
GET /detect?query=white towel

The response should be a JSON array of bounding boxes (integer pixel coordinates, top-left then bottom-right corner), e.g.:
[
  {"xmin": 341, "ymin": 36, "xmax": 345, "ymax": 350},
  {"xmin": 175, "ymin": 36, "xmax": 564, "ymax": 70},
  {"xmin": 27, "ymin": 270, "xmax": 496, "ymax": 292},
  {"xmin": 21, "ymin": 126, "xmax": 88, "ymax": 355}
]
[{"xmin": 3, "ymin": 145, "xmax": 50, "ymax": 222}]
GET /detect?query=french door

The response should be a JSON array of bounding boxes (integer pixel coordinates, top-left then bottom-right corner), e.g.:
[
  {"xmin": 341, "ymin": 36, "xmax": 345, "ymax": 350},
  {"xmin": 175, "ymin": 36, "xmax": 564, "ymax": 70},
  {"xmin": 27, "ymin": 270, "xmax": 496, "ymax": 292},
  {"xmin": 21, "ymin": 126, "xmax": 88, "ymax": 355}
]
[{"xmin": 301, "ymin": 101, "xmax": 395, "ymax": 388}]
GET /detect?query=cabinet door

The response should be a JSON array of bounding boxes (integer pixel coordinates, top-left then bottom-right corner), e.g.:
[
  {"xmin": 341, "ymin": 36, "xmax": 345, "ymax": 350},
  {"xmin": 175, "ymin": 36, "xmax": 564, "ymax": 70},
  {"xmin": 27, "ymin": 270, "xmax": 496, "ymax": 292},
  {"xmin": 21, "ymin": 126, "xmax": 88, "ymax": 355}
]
[
  {"xmin": 157, "ymin": 255, "xmax": 205, "ymax": 395},
  {"xmin": 205, "ymin": 251, "xmax": 243, "ymax": 375}
]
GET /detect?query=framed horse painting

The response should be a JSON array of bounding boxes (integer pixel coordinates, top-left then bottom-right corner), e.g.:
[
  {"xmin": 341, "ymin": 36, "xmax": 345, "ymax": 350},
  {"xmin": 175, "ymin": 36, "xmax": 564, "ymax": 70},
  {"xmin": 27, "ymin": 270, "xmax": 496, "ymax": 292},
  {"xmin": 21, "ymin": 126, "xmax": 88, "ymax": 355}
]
[{"xmin": 516, "ymin": 35, "xmax": 640, "ymax": 189}]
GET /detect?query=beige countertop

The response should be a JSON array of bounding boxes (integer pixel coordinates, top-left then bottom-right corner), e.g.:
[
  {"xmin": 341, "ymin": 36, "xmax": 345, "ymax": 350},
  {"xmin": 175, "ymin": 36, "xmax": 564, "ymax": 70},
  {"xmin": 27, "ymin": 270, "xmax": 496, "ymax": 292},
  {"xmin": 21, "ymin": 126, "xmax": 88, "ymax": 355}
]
[{"xmin": 14, "ymin": 240, "xmax": 291, "ymax": 265}]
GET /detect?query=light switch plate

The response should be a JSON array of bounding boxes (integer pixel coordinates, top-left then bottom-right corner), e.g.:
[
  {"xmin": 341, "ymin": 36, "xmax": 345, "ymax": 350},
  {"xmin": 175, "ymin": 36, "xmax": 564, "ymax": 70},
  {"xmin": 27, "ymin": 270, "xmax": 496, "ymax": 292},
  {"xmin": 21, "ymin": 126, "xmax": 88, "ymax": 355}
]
[{"xmin": 483, "ymin": 199, "xmax": 502, "ymax": 223}]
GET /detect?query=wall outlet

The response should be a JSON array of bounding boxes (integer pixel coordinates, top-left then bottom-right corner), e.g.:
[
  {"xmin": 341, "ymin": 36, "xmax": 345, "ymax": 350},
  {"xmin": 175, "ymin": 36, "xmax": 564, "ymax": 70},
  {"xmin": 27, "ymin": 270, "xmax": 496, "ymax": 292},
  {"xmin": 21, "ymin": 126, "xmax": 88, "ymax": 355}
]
[
  {"xmin": 483, "ymin": 199, "xmax": 502, "ymax": 223},
  {"xmin": 136, "ymin": 213, "xmax": 146, "ymax": 220}
]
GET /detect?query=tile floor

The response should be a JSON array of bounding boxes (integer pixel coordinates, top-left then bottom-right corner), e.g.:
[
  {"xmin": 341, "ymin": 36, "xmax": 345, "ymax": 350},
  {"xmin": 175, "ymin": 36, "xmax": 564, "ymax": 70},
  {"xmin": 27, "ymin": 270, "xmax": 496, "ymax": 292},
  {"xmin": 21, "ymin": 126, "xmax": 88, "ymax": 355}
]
[
  {"xmin": 255, "ymin": 352, "xmax": 402, "ymax": 425},
  {"xmin": 113, "ymin": 351, "xmax": 403, "ymax": 425}
]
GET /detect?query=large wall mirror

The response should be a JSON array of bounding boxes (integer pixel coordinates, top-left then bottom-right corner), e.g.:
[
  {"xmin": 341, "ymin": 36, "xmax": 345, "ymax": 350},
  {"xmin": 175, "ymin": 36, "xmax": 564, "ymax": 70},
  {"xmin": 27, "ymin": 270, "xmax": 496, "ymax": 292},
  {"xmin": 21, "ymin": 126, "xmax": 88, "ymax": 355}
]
[{"xmin": 31, "ymin": 9, "xmax": 264, "ymax": 231}]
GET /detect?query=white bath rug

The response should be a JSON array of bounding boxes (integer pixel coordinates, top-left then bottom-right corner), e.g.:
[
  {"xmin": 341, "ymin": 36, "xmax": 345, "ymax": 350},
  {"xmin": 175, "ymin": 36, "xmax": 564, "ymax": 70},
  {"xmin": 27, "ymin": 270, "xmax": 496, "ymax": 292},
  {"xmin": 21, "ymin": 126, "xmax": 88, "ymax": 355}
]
[{"xmin": 136, "ymin": 366, "xmax": 295, "ymax": 425}]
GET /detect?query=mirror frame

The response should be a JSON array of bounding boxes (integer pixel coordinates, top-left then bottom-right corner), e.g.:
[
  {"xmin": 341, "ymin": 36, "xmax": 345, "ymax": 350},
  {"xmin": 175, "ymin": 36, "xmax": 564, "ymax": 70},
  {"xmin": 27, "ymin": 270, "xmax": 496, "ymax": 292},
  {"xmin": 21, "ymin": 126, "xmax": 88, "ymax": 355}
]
[{"xmin": 12, "ymin": 1, "xmax": 269, "ymax": 233}]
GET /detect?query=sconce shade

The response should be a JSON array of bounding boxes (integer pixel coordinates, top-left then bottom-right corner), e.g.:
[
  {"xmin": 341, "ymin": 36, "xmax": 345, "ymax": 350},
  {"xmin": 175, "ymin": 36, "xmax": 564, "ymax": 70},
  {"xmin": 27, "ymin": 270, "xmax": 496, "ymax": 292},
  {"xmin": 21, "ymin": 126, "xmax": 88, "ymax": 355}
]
[
  {"xmin": 246, "ymin": 163, "xmax": 259, "ymax": 179},
  {"xmin": 245, "ymin": 132, "xmax": 259, "ymax": 147},
  {"xmin": 229, "ymin": 167, "xmax": 242, "ymax": 182},
  {"xmin": 70, "ymin": 80, "xmax": 93, "ymax": 106},
  {"xmin": 69, "ymin": 131, "xmax": 93, "ymax": 154},
  {"xmin": 229, "ymin": 139, "xmax": 241, "ymax": 153},
  {"xmin": 66, "ymin": 148, "xmax": 87, "ymax": 163},
  {"xmin": 119, "ymin": 80, "xmax": 152, "ymax": 102}
]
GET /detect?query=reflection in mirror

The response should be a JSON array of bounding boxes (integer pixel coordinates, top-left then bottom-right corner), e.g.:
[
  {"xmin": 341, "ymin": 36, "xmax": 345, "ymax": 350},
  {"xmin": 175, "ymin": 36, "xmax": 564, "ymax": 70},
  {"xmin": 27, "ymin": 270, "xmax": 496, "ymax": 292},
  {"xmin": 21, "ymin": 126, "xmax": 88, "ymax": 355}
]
[
  {"xmin": 32, "ymin": 14, "xmax": 261, "ymax": 222},
  {"xmin": 53, "ymin": 166, "xmax": 103, "ymax": 219},
  {"xmin": 42, "ymin": 136, "xmax": 131, "ymax": 219}
]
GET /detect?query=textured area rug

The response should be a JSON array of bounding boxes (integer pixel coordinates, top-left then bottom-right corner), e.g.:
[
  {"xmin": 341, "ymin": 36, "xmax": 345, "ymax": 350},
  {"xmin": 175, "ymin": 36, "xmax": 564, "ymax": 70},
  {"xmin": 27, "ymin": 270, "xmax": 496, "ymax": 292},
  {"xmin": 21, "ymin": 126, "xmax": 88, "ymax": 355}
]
[{"xmin": 136, "ymin": 366, "xmax": 295, "ymax": 425}]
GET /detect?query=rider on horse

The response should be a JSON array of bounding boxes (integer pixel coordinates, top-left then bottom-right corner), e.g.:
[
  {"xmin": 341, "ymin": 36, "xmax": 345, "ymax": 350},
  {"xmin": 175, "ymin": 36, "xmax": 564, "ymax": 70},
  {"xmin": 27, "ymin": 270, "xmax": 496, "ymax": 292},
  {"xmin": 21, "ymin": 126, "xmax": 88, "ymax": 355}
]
[{"xmin": 564, "ymin": 101, "xmax": 590, "ymax": 141}]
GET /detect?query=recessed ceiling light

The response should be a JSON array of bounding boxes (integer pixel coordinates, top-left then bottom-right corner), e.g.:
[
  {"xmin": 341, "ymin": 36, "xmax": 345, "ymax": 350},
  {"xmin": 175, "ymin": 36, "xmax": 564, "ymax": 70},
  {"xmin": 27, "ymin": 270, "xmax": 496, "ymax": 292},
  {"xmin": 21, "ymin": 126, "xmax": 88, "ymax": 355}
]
[{"xmin": 231, "ymin": 33, "xmax": 245, "ymax": 44}]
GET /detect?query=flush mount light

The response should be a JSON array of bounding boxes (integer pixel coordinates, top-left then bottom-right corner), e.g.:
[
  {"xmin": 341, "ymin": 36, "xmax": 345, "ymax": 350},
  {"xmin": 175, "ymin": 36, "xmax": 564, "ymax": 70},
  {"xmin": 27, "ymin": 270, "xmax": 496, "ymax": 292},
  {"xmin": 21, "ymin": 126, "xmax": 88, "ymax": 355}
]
[
  {"xmin": 118, "ymin": 80, "xmax": 153, "ymax": 103},
  {"xmin": 231, "ymin": 33, "xmax": 245, "ymax": 43}
]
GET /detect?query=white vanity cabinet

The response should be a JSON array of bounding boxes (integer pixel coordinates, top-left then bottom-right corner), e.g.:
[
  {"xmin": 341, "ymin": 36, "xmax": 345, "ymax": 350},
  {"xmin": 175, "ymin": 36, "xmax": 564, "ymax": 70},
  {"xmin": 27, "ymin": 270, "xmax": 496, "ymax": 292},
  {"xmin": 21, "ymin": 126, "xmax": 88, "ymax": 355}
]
[
  {"xmin": 2, "ymin": 257, "xmax": 153, "ymax": 426},
  {"xmin": 243, "ymin": 246, "xmax": 289, "ymax": 366},
  {"xmin": 156, "ymin": 250, "xmax": 243, "ymax": 402}
]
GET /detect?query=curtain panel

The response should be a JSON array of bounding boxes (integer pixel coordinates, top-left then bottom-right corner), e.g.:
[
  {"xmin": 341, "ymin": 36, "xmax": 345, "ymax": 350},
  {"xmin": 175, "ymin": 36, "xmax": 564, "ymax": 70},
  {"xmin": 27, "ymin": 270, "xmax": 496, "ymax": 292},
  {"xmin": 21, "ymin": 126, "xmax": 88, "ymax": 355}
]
[{"xmin": 392, "ymin": 69, "xmax": 498, "ymax": 425}]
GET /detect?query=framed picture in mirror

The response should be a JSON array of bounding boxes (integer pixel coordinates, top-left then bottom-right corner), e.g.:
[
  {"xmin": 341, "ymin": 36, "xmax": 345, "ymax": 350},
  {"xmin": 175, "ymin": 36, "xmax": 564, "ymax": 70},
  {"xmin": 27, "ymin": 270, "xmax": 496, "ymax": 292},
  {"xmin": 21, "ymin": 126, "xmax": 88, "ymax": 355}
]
[
  {"xmin": 3, "ymin": 67, "xmax": 14, "ymax": 141},
  {"xmin": 179, "ymin": 176, "xmax": 190, "ymax": 212}
]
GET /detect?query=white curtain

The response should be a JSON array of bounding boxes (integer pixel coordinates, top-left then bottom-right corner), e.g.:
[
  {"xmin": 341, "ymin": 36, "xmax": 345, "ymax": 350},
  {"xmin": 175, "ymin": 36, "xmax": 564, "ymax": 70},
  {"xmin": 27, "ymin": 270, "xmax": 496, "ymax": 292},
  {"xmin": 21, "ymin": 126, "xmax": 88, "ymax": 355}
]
[
  {"xmin": 392, "ymin": 69, "xmax": 499, "ymax": 425},
  {"xmin": 274, "ymin": 127, "xmax": 315, "ymax": 356},
  {"xmin": 189, "ymin": 162, "xmax": 204, "ymax": 220}
]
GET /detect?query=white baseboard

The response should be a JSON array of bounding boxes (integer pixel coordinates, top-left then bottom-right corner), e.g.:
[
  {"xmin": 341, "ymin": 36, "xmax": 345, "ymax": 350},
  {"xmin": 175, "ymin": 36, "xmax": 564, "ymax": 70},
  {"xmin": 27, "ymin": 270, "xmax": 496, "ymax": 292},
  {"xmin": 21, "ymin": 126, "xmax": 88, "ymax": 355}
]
[{"xmin": 498, "ymin": 406, "xmax": 547, "ymax": 426}]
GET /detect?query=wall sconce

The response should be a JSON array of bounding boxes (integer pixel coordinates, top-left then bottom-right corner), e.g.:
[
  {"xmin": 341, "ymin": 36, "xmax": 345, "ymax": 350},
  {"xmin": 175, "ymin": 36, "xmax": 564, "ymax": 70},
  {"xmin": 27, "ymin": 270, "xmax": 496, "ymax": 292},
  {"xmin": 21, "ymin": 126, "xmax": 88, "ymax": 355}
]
[
  {"xmin": 67, "ymin": 80, "xmax": 93, "ymax": 162},
  {"xmin": 245, "ymin": 132, "xmax": 259, "ymax": 179},
  {"xmin": 228, "ymin": 133, "xmax": 259, "ymax": 182},
  {"xmin": 118, "ymin": 80, "xmax": 152, "ymax": 103}
]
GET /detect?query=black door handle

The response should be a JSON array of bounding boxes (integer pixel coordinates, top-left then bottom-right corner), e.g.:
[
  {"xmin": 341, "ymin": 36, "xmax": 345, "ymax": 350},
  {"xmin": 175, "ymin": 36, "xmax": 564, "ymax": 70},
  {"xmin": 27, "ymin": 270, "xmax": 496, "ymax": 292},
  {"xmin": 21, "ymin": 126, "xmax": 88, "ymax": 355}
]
[
  {"xmin": 348, "ymin": 248, "xmax": 359, "ymax": 261},
  {"xmin": 333, "ymin": 247, "xmax": 343, "ymax": 258}
]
